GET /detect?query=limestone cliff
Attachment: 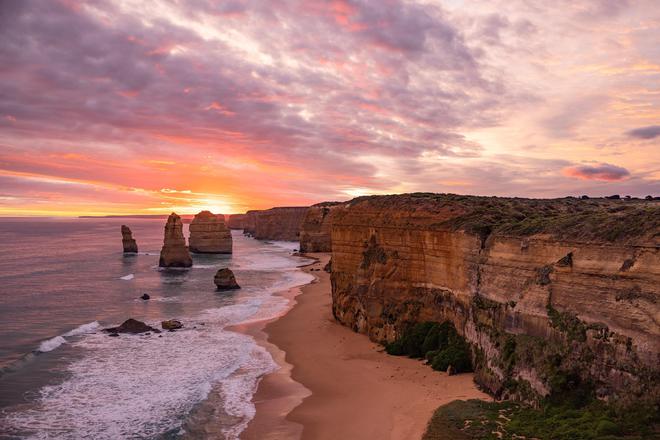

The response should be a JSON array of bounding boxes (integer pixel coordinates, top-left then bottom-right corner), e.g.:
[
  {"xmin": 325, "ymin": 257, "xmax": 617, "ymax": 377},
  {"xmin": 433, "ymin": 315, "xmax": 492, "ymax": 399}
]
[
  {"xmin": 121, "ymin": 225, "xmax": 138, "ymax": 253},
  {"xmin": 189, "ymin": 211, "xmax": 232, "ymax": 254},
  {"xmin": 159, "ymin": 212, "xmax": 192, "ymax": 268},
  {"xmin": 227, "ymin": 213, "xmax": 246, "ymax": 230},
  {"xmin": 330, "ymin": 194, "xmax": 659, "ymax": 405},
  {"xmin": 242, "ymin": 210, "xmax": 259, "ymax": 236},
  {"xmin": 299, "ymin": 202, "xmax": 345, "ymax": 252}
]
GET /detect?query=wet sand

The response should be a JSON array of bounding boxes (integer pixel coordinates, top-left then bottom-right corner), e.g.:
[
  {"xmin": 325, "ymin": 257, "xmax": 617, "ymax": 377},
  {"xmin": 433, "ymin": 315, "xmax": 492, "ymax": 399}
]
[{"xmin": 242, "ymin": 253, "xmax": 490, "ymax": 440}]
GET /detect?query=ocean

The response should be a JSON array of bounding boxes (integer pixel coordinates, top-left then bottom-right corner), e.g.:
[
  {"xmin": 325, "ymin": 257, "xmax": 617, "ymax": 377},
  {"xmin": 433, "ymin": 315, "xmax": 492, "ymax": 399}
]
[{"xmin": 0, "ymin": 218, "xmax": 313, "ymax": 439}]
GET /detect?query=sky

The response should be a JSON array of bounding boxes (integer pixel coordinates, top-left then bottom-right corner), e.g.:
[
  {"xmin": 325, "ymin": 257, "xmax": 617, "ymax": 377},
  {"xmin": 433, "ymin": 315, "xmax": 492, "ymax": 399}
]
[{"xmin": 0, "ymin": 0, "xmax": 659, "ymax": 216}]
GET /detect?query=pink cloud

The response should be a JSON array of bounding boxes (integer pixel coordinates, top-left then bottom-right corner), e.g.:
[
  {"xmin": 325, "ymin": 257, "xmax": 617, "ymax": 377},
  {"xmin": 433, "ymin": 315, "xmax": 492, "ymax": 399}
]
[{"xmin": 562, "ymin": 163, "xmax": 631, "ymax": 181}]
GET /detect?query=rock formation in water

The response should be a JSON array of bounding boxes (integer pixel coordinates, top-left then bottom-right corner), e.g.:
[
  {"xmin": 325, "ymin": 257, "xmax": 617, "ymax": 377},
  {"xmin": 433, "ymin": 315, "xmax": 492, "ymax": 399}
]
[
  {"xmin": 159, "ymin": 213, "xmax": 193, "ymax": 268},
  {"xmin": 161, "ymin": 319, "xmax": 183, "ymax": 330},
  {"xmin": 330, "ymin": 193, "xmax": 660, "ymax": 405},
  {"xmin": 104, "ymin": 318, "xmax": 160, "ymax": 334},
  {"xmin": 299, "ymin": 202, "xmax": 345, "ymax": 252},
  {"xmin": 239, "ymin": 207, "xmax": 309, "ymax": 240},
  {"xmin": 227, "ymin": 213, "xmax": 247, "ymax": 230},
  {"xmin": 121, "ymin": 225, "xmax": 138, "ymax": 253},
  {"xmin": 214, "ymin": 268, "xmax": 240, "ymax": 290},
  {"xmin": 188, "ymin": 211, "xmax": 232, "ymax": 254}
]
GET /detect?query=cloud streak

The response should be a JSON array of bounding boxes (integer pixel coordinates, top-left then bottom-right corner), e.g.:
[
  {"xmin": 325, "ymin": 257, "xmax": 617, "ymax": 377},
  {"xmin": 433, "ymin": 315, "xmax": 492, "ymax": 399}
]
[{"xmin": 562, "ymin": 163, "xmax": 631, "ymax": 181}]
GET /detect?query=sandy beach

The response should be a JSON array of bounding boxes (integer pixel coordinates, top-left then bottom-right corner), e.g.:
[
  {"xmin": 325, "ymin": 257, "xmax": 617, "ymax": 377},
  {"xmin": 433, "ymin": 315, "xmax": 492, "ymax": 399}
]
[{"xmin": 242, "ymin": 253, "xmax": 490, "ymax": 440}]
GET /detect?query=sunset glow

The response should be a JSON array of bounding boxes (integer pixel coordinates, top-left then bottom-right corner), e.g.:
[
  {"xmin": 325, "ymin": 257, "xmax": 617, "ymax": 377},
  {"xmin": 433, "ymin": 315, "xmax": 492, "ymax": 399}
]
[{"xmin": 1, "ymin": 0, "xmax": 659, "ymax": 216}]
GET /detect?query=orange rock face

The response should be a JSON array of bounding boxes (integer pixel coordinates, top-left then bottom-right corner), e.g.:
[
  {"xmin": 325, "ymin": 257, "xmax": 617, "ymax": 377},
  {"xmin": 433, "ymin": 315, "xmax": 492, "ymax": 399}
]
[
  {"xmin": 299, "ymin": 202, "xmax": 345, "ymax": 252},
  {"xmin": 330, "ymin": 194, "xmax": 660, "ymax": 403},
  {"xmin": 189, "ymin": 211, "xmax": 232, "ymax": 254},
  {"xmin": 240, "ymin": 207, "xmax": 308, "ymax": 241},
  {"xmin": 159, "ymin": 213, "xmax": 192, "ymax": 268},
  {"xmin": 121, "ymin": 225, "xmax": 138, "ymax": 253}
]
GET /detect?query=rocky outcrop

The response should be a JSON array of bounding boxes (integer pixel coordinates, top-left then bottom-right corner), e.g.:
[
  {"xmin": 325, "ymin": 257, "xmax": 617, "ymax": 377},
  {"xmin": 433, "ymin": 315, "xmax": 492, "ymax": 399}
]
[
  {"xmin": 214, "ymin": 268, "xmax": 240, "ymax": 290},
  {"xmin": 161, "ymin": 319, "xmax": 183, "ymax": 330},
  {"xmin": 121, "ymin": 225, "xmax": 138, "ymax": 253},
  {"xmin": 242, "ymin": 210, "xmax": 259, "ymax": 236},
  {"xmin": 227, "ymin": 213, "xmax": 247, "ymax": 229},
  {"xmin": 159, "ymin": 213, "xmax": 193, "ymax": 268},
  {"xmin": 330, "ymin": 194, "xmax": 660, "ymax": 405},
  {"xmin": 299, "ymin": 202, "xmax": 345, "ymax": 252},
  {"xmin": 104, "ymin": 318, "xmax": 160, "ymax": 334},
  {"xmin": 240, "ymin": 207, "xmax": 309, "ymax": 240},
  {"xmin": 188, "ymin": 211, "xmax": 232, "ymax": 254}
]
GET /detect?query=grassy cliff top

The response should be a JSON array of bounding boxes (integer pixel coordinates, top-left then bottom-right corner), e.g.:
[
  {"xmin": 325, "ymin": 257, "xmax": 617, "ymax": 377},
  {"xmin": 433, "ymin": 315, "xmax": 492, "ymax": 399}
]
[{"xmin": 345, "ymin": 193, "xmax": 660, "ymax": 244}]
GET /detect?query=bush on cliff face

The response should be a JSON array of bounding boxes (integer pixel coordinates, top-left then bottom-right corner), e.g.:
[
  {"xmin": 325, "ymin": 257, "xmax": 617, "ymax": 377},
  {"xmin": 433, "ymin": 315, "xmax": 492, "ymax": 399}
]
[{"xmin": 385, "ymin": 321, "xmax": 473, "ymax": 374}]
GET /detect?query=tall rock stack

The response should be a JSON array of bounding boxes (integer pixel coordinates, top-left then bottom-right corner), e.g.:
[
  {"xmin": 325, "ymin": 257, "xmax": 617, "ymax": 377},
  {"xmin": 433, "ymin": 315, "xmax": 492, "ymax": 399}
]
[
  {"xmin": 189, "ymin": 210, "xmax": 232, "ymax": 254},
  {"xmin": 121, "ymin": 225, "xmax": 138, "ymax": 253},
  {"xmin": 159, "ymin": 213, "xmax": 192, "ymax": 268}
]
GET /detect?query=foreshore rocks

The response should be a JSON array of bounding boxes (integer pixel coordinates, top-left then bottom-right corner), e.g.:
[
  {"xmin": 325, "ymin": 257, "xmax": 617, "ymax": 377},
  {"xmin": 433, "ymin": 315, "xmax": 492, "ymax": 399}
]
[
  {"xmin": 189, "ymin": 211, "xmax": 232, "ymax": 254},
  {"xmin": 330, "ymin": 193, "xmax": 660, "ymax": 406},
  {"xmin": 299, "ymin": 202, "xmax": 345, "ymax": 252},
  {"xmin": 121, "ymin": 225, "xmax": 138, "ymax": 253},
  {"xmin": 161, "ymin": 319, "xmax": 183, "ymax": 330},
  {"xmin": 159, "ymin": 213, "xmax": 193, "ymax": 268},
  {"xmin": 214, "ymin": 268, "xmax": 240, "ymax": 290},
  {"xmin": 104, "ymin": 318, "xmax": 160, "ymax": 334}
]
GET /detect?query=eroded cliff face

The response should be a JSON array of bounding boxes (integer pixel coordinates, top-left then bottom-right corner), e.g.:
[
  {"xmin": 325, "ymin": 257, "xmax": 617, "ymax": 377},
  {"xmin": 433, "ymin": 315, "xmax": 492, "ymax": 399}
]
[
  {"xmin": 189, "ymin": 211, "xmax": 232, "ymax": 253},
  {"xmin": 299, "ymin": 202, "xmax": 345, "ymax": 252},
  {"xmin": 330, "ymin": 194, "xmax": 659, "ymax": 405},
  {"xmin": 239, "ymin": 207, "xmax": 308, "ymax": 241},
  {"xmin": 227, "ymin": 213, "xmax": 246, "ymax": 230}
]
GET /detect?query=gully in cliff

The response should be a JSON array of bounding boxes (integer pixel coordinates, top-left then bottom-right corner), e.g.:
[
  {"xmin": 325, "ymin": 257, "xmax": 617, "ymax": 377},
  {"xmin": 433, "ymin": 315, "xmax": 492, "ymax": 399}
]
[
  {"xmin": 188, "ymin": 210, "xmax": 232, "ymax": 254},
  {"xmin": 121, "ymin": 225, "xmax": 138, "ymax": 253},
  {"xmin": 158, "ymin": 213, "xmax": 193, "ymax": 268}
]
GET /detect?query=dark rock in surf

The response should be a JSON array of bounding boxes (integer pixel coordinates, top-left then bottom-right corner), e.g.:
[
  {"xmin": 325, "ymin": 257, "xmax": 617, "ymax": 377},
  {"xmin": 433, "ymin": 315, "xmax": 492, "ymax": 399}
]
[
  {"xmin": 140, "ymin": 293, "xmax": 150, "ymax": 300},
  {"xmin": 214, "ymin": 268, "xmax": 240, "ymax": 290},
  {"xmin": 104, "ymin": 318, "xmax": 160, "ymax": 335},
  {"xmin": 161, "ymin": 319, "xmax": 183, "ymax": 330}
]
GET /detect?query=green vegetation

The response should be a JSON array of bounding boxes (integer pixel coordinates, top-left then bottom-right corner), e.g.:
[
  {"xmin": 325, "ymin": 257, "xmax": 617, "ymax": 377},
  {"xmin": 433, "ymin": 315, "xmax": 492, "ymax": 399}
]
[
  {"xmin": 385, "ymin": 321, "xmax": 472, "ymax": 374},
  {"xmin": 423, "ymin": 399, "xmax": 658, "ymax": 440},
  {"xmin": 350, "ymin": 193, "xmax": 660, "ymax": 243}
]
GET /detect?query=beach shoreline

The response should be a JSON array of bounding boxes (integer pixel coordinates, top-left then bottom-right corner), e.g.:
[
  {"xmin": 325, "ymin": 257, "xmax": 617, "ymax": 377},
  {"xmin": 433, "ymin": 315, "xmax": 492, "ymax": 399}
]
[{"xmin": 241, "ymin": 253, "xmax": 491, "ymax": 440}]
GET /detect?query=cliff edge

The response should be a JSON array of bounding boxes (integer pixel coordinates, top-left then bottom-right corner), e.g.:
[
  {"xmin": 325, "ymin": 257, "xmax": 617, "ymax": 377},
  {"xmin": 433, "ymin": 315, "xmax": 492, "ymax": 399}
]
[{"xmin": 330, "ymin": 193, "xmax": 659, "ymax": 405}]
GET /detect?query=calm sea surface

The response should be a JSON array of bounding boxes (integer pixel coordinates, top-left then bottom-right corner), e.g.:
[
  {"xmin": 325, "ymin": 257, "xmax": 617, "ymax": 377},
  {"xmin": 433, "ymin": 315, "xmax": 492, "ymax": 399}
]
[{"xmin": 0, "ymin": 218, "xmax": 312, "ymax": 439}]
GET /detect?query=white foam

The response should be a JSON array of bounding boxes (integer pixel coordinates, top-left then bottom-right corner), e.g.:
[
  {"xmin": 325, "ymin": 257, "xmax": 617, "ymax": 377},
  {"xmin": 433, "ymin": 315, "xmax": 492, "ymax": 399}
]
[
  {"xmin": 63, "ymin": 321, "xmax": 100, "ymax": 337},
  {"xmin": 37, "ymin": 336, "xmax": 67, "ymax": 353},
  {"xmin": 36, "ymin": 322, "xmax": 100, "ymax": 353},
  {"xmin": 3, "ymin": 318, "xmax": 277, "ymax": 440},
  {"xmin": 119, "ymin": 274, "xmax": 134, "ymax": 280}
]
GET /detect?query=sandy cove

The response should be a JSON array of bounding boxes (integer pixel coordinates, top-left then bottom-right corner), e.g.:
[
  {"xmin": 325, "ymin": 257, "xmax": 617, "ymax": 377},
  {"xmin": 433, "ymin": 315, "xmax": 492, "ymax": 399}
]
[{"xmin": 241, "ymin": 253, "xmax": 490, "ymax": 440}]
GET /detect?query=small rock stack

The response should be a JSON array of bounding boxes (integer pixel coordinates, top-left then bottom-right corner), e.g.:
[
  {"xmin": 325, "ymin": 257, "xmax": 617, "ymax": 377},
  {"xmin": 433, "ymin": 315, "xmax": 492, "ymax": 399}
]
[
  {"xmin": 121, "ymin": 225, "xmax": 138, "ymax": 253},
  {"xmin": 159, "ymin": 213, "xmax": 192, "ymax": 268},
  {"xmin": 189, "ymin": 211, "xmax": 232, "ymax": 254}
]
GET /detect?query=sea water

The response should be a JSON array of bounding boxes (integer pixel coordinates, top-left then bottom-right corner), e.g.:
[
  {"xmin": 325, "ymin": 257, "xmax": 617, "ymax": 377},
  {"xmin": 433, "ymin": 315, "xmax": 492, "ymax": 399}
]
[{"xmin": 0, "ymin": 218, "xmax": 312, "ymax": 439}]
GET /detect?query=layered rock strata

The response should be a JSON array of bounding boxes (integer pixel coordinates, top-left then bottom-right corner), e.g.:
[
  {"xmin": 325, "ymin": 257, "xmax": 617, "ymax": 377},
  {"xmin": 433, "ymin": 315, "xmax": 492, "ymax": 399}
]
[
  {"xmin": 121, "ymin": 225, "xmax": 138, "ymax": 253},
  {"xmin": 240, "ymin": 207, "xmax": 309, "ymax": 240},
  {"xmin": 330, "ymin": 194, "xmax": 660, "ymax": 405},
  {"xmin": 227, "ymin": 213, "xmax": 247, "ymax": 230},
  {"xmin": 299, "ymin": 202, "xmax": 345, "ymax": 252},
  {"xmin": 159, "ymin": 213, "xmax": 193, "ymax": 268},
  {"xmin": 188, "ymin": 211, "xmax": 232, "ymax": 254},
  {"xmin": 242, "ymin": 210, "xmax": 259, "ymax": 236}
]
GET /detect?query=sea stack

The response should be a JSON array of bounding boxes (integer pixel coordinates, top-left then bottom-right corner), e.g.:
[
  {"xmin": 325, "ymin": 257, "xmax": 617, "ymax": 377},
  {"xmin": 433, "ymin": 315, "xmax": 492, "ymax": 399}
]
[
  {"xmin": 121, "ymin": 225, "xmax": 138, "ymax": 253},
  {"xmin": 159, "ymin": 213, "xmax": 192, "ymax": 268},
  {"xmin": 214, "ymin": 268, "xmax": 240, "ymax": 290},
  {"xmin": 188, "ymin": 211, "xmax": 232, "ymax": 254}
]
